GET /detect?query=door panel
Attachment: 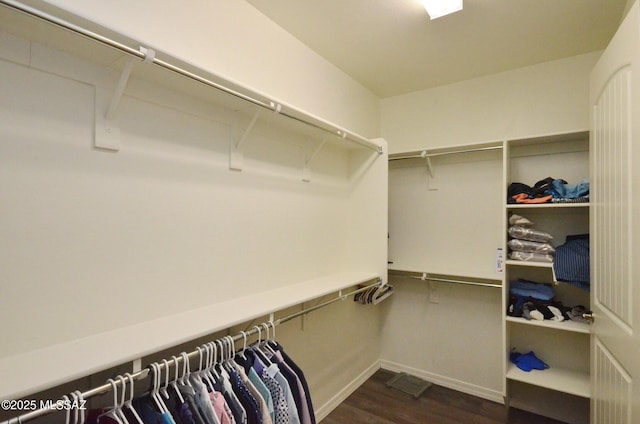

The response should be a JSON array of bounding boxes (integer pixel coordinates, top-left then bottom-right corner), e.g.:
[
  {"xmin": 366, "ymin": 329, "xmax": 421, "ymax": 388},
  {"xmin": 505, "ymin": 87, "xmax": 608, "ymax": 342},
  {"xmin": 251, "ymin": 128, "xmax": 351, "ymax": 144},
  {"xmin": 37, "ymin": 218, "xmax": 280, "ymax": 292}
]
[
  {"xmin": 593, "ymin": 339, "xmax": 632, "ymax": 423},
  {"xmin": 592, "ymin": 64, "xmax": 632, "ymax": 332},
  {"xmin": 590, "ymin": 2, "xmax": 640, "ymax": 423}
]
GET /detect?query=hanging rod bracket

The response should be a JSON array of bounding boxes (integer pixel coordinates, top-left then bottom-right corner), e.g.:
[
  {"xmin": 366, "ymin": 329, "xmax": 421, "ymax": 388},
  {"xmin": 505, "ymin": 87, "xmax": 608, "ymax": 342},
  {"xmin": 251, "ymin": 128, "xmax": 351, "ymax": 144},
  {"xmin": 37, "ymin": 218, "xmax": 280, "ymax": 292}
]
[
  {"xmin": 302, "ymin": 137, "xmax": 328, "ymax": 182},
  {"xmin": 230, "ymin": 109, "xmax": 262, "ymax": 171},
  {"xmin": 270, "ymin": 101, "xmax": 282, "ymax": 114},
  {"xmin": 423, "ymin": 152, "xmax": 439, "ymax": 190},
  {"xmin": 95, "ymin": 47, "xmax": 154, "ymax": 152},
  {"xmin": 139, "ymin": 46, "xmax": 156, "ymax": 64}
]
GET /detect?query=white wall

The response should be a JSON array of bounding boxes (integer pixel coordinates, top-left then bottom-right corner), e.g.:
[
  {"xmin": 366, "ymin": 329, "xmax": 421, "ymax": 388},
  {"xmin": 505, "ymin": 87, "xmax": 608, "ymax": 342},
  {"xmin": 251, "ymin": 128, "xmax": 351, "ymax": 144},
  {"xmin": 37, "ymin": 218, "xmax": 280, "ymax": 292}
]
[
  {"xmin": 25, "ymin": 0, "xmax": 380, "ymax": 138},
  {"xmin": 380, "ymin": 53, "xmax": 598, "ymax": 400},
  {"xmin": 381, "ymin": 52, "xmax": 599, "ymax": 153}
]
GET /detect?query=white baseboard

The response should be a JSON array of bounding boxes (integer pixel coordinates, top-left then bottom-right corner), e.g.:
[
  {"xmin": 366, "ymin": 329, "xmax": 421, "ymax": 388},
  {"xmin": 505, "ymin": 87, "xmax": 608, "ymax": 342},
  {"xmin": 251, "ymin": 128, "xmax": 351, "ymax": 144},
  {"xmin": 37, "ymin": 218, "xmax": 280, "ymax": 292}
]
[
  {"xmin": 379, "ymin": 360, "xmax": 505, "ymax": 404},
  {"xmin": 315, "ymin": 360, "xmax": 381, "ymax": 422}
]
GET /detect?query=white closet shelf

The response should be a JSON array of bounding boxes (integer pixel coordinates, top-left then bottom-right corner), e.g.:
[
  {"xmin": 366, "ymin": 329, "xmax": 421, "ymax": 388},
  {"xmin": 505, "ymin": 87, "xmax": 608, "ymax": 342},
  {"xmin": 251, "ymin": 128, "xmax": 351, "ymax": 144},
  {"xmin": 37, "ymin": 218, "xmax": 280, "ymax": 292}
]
[
  {"xmin": 506, "ymin": 363, "xmax": 590, "ymax": 398},
  {"xmin": 505, "ymin": 260, "xmax": 553, "ymax": 268},
  {"xmin": 505, "ymin": 316, "xmax": 591, "ymax": 334},
  {"xmin": 506, "ymin": 203, "xmax": 589, "ymax": 209},
  {"xmin": 0, "ymin": 271, "xmax": 379, "ymax": 402}
]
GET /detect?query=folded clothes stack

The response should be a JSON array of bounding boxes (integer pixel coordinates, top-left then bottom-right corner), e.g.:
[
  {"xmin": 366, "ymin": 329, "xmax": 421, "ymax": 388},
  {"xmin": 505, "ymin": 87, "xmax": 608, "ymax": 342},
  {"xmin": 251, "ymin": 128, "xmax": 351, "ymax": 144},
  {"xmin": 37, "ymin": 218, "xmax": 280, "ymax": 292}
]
[
  {"xmin": 507, "ymin": 177, "xmax": 589, "ymax": 204},
  {"xmin": 507, "ymin": 278, "xmax": 590, "ymax": 323},
  {"xmin": 508, "ymin": 214, "xmax": 554, "ymax": 263}
]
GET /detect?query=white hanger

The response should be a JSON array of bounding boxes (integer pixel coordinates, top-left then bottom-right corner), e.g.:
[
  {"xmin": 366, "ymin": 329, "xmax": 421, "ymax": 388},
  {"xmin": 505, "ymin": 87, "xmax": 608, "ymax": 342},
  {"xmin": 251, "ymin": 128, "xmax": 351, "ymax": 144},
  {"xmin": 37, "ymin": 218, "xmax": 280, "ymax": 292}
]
[
  {"xmin": 253, "ymin": 325, "xmax": 263, "ymax": 346},
  {"xmin": 148, "ymin": 364, "xmax": 162, "ymax": 412},
  {"xmin": 197, "ymin": 345, "xmax": 215, "ymax": 390},
  {"xmin": 98, "ymin": 379, "xmax": 124, "ymax": 424},
  {"xmin": 226, "ymin": 336, "xmax": 236, "ymax": 359},
  {"xmin": 265, "ymin": 321, "xmax": 278, "ymax": 355},
  {"xmin": 239, "ymin": 331, "xmax": 248, "ymax": 359},
  {"xmin": 68, "ymin": 392, "xmax": 79, "ymax": 424},
  {"xmin": 149, "ymin": 363, "xmax": 169, "ymax": 414},
  {"xmin": 123, "ymin": 373, "xmax": 145, "ymax": 424},
  {"xmin": 208, "ymin": 342, "xmax": 221, "ymax": 380},
  {"xmin": 269, "ymin": 321, "xmax": 277, "ymax": 340},
  {"xmin": 73, "ymin": 390, "xmax": 85, "ymax": 424},
  {"xmin": 180, "ymin": 352, "xmax": 193, "ymax": 388},
  {"xmin": 201, "ymin": 343, "xmax": 215, "ymax": 385},
  {"xmin": 62, "ymin": 394, "xmax": 71, "ymax": 424},
  {"xmin": 215, "ymin": 339, "xmax": 228, "ymax": 371},
  {"xmin": 115, "ymin": 376, "xmax": 131, "ymax": 424},
  {"xmin": 168, "ymin": 357, "xmax": 185, "ymax": 404},
  {"xmin": 254, "ymin": 323, "xmax": 273, "ymax": 364},
  {"xmin": 160, "ymin": 360, "xmax": 171, "ymax": 400},
  {"xmin": 222, "ymin": 336, "xmax": 233, "ymax": 370}
]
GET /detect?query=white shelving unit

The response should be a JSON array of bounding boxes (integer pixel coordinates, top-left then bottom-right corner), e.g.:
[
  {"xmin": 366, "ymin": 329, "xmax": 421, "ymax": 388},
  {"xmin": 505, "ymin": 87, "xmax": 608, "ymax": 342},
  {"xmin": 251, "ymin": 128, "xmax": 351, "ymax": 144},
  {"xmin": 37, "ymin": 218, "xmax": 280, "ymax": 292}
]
[{"xmin": 503, "ymin": 131, "xmax": 592, "ymax": 423}]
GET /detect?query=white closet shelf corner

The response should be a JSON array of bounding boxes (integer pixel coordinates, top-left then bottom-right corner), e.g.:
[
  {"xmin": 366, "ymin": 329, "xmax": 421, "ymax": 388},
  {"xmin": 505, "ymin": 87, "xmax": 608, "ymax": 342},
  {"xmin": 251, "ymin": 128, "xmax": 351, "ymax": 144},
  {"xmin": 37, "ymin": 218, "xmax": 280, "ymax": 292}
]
[
  {"xmin": 505, "ymin": 316, "xmax": 591, "ymax": 334},
  {"xmin": 0, "ymin": 271, "xmax": 379, "ymax": 402}
]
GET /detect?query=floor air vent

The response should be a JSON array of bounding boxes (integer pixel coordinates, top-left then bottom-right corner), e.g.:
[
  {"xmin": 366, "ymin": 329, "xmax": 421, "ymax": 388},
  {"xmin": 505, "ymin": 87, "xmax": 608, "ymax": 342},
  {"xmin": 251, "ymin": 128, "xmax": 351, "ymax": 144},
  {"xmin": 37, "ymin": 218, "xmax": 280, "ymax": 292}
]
[{"xmin": 385, "ymin": 372, "xmax": 432, "ymax": 398}]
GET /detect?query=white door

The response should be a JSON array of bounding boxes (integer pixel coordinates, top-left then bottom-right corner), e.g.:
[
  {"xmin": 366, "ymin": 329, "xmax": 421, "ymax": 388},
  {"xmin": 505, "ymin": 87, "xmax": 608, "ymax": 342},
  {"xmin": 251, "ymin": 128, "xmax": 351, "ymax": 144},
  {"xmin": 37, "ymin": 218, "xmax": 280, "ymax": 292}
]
[{"xmin": 590, "ymin": 1, "xmax": 640, "ymax": 423}]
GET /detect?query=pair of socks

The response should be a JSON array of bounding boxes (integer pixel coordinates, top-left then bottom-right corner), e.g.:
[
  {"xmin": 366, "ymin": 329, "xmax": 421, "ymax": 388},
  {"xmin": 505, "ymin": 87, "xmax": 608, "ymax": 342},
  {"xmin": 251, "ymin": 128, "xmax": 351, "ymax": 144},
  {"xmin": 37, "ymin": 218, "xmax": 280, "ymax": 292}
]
[
  {"xmin": 547, "ymin": 305, "xmax": 565, "ymax": 322},
  {"xmin": 510, "ymin": 350, "xmax": 550, "ymax": 372},
  {"xmin": 523, "ymin": 302, "xmax": 544, "ymax": 321}
]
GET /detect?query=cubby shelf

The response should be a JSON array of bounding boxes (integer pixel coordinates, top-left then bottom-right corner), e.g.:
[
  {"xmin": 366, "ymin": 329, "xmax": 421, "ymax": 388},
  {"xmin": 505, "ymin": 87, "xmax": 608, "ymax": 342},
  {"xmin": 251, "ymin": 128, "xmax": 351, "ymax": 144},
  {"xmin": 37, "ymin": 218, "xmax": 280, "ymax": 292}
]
[
  {"xmin": 505, "ymin": 316, "xmax": 591, "ymax": 334},
  {"xmin": 506, "ymin": 363, "xmax": 590, "ymax": 398},
  {"xmin": 505, "ymin": 260, "xmax": 553, "ymax": 268},
  {"xmin": 506, "ymin": 203, "xmax": 589, "ymax": 209}
]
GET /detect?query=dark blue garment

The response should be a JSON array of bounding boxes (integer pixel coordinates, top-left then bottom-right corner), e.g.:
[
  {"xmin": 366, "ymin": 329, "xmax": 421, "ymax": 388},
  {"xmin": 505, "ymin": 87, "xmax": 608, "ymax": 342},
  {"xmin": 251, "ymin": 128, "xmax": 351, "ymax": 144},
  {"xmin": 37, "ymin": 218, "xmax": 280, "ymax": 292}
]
[
  {"xmin": 270, "ymin": 356, "xmax": 304, "ymax": 424},
  {"xmin": 270, "ymin": 342, "xmax": 316, "ymax": 424},
  {"xmin": 553, "ymin": 234, "xmax": 590, "ymax": 291},
  {"xmin": 229, "ymin": 368, "xmax": 262, "ymax": 424},
  {"xmin": 176, "ymin": 402, "xmax": 195, "ymax": 424},
  {"xmin": 132, "ymin": 396, "xmax": 164, "ymax": 424}
]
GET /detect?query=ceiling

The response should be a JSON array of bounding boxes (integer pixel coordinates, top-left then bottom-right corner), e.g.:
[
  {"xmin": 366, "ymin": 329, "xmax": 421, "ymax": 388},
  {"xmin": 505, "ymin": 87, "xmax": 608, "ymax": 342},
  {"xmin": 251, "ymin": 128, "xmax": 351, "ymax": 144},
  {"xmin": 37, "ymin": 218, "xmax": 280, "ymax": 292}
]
[{"xmin": 246, "ymin": 0, "xmax": 631, "ymax": 98}]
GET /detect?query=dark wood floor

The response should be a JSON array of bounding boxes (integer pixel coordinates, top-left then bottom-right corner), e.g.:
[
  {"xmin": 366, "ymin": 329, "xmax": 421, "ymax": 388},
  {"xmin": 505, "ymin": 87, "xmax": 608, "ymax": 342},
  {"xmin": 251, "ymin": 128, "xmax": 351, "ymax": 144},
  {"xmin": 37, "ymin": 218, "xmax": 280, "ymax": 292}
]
[{"xmin": 322, "ymin": 370, "xmax": 567, "ymax": 424}]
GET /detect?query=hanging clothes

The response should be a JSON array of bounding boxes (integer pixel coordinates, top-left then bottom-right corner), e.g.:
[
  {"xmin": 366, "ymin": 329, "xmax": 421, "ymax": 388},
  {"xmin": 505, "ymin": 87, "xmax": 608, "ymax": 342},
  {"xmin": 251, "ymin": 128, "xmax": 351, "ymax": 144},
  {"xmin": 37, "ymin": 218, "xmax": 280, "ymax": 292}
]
[{"xmin": 83, "ymin": 340, "xmax": 313, "ymax": 424}]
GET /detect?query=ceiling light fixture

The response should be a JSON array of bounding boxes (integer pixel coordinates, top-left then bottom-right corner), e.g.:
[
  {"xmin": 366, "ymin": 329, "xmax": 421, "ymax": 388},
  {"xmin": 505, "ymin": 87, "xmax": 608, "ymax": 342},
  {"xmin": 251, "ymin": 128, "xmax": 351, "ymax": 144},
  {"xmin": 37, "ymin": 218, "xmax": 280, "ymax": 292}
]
[{"xmin": 422, "ymin": 0, "xmax": 463, "ymax": 20}]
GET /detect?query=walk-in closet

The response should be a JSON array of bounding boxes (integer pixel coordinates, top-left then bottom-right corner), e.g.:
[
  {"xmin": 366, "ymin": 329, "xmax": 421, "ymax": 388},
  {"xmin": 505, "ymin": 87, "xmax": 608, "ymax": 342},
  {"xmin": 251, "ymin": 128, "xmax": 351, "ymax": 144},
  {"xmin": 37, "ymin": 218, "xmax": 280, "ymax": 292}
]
[{"xmin": 1, "ymin": 1, "xmax": 638, "ymax": 424}]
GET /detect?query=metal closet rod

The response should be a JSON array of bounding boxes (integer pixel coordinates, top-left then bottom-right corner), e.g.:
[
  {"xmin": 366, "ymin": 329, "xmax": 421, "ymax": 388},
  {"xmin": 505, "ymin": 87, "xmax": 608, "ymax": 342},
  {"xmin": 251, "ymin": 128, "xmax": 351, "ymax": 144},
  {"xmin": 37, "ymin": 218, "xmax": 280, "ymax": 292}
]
[
  {"xmin": 0, "ymin": 279, "xmax": 383, "ymax": 424},
  {"xmin": 389, "ymin": 145, "xmax": 503, "ymax": 161},
  {"xmin": 389, "ymin": 270, "xmax": 501, "ymax": 288},
  {"xmin": 0, "ymin": 0, "xmax": 382, "ymax": 155}
]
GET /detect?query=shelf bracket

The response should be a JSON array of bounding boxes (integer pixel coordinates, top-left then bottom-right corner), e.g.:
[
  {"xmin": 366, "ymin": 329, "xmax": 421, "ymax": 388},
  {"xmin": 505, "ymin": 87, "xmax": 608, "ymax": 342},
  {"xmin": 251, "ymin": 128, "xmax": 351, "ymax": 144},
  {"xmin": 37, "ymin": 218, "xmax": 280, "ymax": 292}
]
[
  {"xmin": 422, "ymin": 151, "xmax": 439, "ymax": 190},
  {"xmin": 302, "ymin": 137, "xmax": 327, "ymax": 182},
  {"xmin": 94, "ymin": 46, "xmax": 155, "ymax": 151},
  {"xmin": 230, "ymin": 109, "xmax": 261, "ymax": 171}
]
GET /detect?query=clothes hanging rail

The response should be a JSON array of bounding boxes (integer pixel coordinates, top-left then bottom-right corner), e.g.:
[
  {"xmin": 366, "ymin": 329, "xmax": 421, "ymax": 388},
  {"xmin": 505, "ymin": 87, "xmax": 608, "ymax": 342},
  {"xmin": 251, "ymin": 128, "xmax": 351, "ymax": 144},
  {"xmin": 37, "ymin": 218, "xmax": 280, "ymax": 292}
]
[
  {"xmin": 389, "ymin": 144, "xmax": 502, "ymax": 161},
  {"xmin": 0, "ymin": 0, "xmax": 382, "ymax": 155},
  {"xmin": 0, "ymin": 279, "xmax": 385, "ymax": 424},
  {"xmin": 388, "ymin": 270, "xmax": 502, "ymax": 288}
]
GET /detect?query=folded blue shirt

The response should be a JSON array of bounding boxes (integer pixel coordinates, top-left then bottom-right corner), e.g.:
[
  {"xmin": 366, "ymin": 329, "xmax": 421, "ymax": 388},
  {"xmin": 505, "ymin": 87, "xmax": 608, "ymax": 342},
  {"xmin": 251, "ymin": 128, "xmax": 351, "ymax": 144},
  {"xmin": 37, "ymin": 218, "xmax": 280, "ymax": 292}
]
[
  {"xmin": 546, "ymin": 178, "xmax": 589, "ymax": 199},
  {"xmin": 510, "ymin": 279, "xmax": 555, "ymax": 301}
]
